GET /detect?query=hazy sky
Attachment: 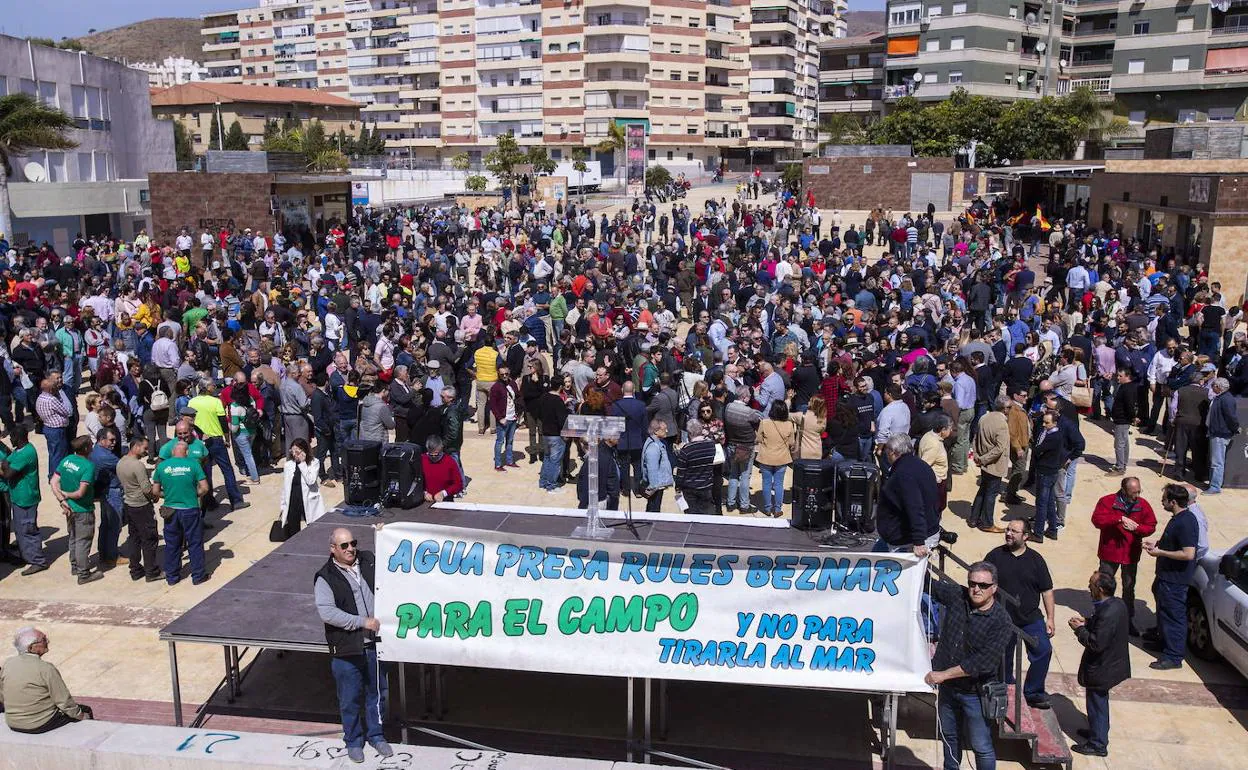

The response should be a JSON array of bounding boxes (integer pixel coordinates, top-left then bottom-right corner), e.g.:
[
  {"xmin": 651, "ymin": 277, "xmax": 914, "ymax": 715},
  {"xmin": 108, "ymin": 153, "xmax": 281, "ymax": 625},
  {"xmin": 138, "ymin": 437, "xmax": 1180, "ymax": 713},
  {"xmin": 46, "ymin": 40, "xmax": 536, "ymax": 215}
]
[{"xmin": 2, "ymin": 0, "xmax": 887, "ymax": 41}]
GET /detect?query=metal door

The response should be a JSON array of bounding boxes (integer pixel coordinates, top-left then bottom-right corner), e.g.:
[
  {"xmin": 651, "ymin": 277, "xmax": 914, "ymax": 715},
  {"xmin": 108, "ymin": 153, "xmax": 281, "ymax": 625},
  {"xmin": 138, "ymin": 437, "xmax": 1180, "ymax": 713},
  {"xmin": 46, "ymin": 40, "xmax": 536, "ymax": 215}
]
[{"xmin": 909, "ymin": 173, "xmax": 951, "ymax": 213}]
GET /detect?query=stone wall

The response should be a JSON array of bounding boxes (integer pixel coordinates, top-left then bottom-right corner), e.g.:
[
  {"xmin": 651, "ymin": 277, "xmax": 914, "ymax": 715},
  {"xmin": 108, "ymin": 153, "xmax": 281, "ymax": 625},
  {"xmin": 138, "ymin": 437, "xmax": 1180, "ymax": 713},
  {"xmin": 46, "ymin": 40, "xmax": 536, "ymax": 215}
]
[
  {"xmin": 148, "ymin": 172, "xmax": 278, "ymax": 245},
  {"xmin": 801, "ymin": 156, "xmax": 956, "ymax": 212}
]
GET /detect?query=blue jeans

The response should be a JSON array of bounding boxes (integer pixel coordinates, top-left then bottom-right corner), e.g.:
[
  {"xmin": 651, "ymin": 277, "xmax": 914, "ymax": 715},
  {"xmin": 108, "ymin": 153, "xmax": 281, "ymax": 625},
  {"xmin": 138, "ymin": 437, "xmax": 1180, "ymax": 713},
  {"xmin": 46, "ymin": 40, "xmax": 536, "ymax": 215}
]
[
  {"xmin": 494, "ymin": 419, "xmax": 517, "ymax": 467},
  {"xmin": 44, "ymin": 427, "xmax": 68, "ymax": 480},
  {"xmin": 758, "ymin": 463, "xmax": 787, "ymax": 514},
  {"xmin": 1034, "ymin": 472, "xmax": 1058, "ymax": 536},
  {"xmin": 938, "ymin": 684, "xmax": 996, "ymax": 770},
  {"xmin": 1057, "ymin": 457, "xmax": 1079, "ymax": 526},
  {"xmin": 540, "ymin": 436, "xmax": 566, "ymax": 489},
  {"xmin": 234, "ymin": 431, "xmax": 260, "ymax": 482},
  {"xmin": 1005, "ymin": 617, "xmax": 1052, "ymax": 702},
  {"xmin": 1209, "ymin": 436, "xmax": 1230, "ymax": 491},
  {"xmin": 725, "ymin": 451, "xmax": 754, "ymax": 509},
  {"xmin": 204, "ymin": 437, "xmax": 243, "ymax": 506},
  {"xmin": 331, "ymin": 647, "xmax": 388, "ymax": 749},
  {"xmin": 1153, "ymin": 578, "xmax": 1188, "ymax": 665},
  {"xmin": 163, "ymin": 507, "xmax": 206, "ymax": 584},
  {"xmin": 858, "ymin": 437, "xmax": 875, "ymax": 465},
  {"xmin": 10, "ymin": 502, "xmax": 47, "ymax": 567},
  {"xmin": 97, "ymin": 501, "xmax": 122, "ymax": 563},
  {"xmin": 1085, "ymin": 688, "xmax": 1110, "ymax": 751},
  {"xmin": 333, "ymin": 419, "xmax": 357, "ymax": 479}
]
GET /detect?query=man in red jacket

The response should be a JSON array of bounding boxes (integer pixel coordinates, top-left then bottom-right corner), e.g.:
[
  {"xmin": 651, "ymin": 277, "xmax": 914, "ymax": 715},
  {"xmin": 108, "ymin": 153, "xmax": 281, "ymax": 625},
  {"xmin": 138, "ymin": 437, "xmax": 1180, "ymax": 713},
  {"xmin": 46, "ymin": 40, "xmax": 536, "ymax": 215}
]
[{"xmin": 1091, "ymin": 476, "xmax": 1157, "ymax": 636}]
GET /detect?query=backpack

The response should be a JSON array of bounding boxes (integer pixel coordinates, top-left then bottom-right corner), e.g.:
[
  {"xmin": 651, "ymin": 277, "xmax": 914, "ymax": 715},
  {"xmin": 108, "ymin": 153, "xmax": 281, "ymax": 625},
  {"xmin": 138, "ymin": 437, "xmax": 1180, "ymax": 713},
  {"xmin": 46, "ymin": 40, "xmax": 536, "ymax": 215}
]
[
  {"xmin": 244, "ymin": 405, "xmax": 262, "ymax": 434},
  {"xmin": 148, "ymin": 382, "xmax": 169, "ymax": 412}
]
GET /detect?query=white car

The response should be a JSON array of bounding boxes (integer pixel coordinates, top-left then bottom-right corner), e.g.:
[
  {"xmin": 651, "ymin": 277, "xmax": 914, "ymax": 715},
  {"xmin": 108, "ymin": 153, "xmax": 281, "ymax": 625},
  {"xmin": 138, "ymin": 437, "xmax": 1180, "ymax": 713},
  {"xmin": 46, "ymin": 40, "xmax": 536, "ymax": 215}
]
[{"xmin": 1188, "ymin": 536, "xmax": 1248, "ymax": 677}]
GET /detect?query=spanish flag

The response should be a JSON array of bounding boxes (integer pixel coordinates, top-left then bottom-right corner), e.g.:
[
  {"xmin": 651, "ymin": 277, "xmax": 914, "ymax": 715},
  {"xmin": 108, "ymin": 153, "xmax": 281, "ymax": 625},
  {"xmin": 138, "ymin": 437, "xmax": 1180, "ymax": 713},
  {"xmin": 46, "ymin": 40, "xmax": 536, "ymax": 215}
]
[
  {"xmin": 1006, "ymin": 210, "xmax": 1026, "ymax": 226},
  {"xmin": 1035, "ymin": 205, "xmax": 1052, "ymax": 232}
]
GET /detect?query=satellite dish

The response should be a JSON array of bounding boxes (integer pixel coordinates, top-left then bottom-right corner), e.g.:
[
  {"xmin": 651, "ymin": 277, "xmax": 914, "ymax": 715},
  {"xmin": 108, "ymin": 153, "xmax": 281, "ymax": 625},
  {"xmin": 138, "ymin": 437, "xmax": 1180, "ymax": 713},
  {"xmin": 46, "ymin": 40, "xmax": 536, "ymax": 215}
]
[
  {"xmin": 1035, "ymin": 41, "xmax": 1047, "ymax": 53},
  {"xmin": 1024, "ymin": 12, "xmax": 1037, "ymax": 24},
  {"xmin": 22, "ymin": 161, "xmax": 47, "ymax": 182},
  {"xmin": 1214, "ymin": 0, "xmax": 1232, "ymax": 12},
  {"xmin": 1017, "ymin": 74, "xmax": 1028, "ymax": 84},
  {"xmin": 1060, "ymin": 59, "xmax": 1070, "ymax": 69},
  {"xmin": 912, "ymin": 72, "xmax": 925, "ymax": 83}
]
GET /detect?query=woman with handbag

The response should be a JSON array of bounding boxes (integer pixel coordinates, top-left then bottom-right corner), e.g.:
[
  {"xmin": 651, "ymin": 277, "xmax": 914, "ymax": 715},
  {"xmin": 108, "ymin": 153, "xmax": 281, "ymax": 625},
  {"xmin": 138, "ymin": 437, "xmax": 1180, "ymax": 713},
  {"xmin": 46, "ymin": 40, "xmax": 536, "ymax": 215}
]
[
  {"xmin": 791, "ymin": 395, "xmax": 827, "ymax": 461},
  {"xmin": 755, "ymin": 401, "xmax": 796, "ymax": 518},
  {"xmin": 272, "ymin": 438, "xmax": 326, "ymax": 542}
]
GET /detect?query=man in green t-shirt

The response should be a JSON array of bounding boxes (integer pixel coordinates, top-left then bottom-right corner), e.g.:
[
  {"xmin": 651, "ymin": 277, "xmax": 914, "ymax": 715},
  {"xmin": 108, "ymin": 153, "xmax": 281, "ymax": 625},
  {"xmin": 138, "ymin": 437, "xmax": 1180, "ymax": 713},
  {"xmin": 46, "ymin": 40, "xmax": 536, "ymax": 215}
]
[
  {"xmin": 0, "ymin": 424, "xmax": 47, "ymax": 574},
  {"xmin": 159, "ymin": 420, "xmax": 209, "ymax": 463},
  {"xmin": 186, "ymin": 379, "xmax": 246, "ymax": 512},
  {"xmin": 52, "ymin": 436, "xmax": 101, "ymax": 584},
  {"xmin": 153, "ymin": 441, "xmax": 210, "ymax": 586}
]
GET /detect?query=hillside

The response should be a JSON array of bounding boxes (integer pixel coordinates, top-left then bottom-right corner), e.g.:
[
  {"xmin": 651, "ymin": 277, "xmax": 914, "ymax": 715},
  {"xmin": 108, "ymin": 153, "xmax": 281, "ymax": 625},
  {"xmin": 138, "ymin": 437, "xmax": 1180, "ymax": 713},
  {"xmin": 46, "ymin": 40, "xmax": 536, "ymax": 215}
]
[
  {"xmin": 845, "ymin": 11, "xmax": 886, "ymax": 37},
  {"xmin": 77, "ymin": 18, "xmax": 202, "ymax": 66}
]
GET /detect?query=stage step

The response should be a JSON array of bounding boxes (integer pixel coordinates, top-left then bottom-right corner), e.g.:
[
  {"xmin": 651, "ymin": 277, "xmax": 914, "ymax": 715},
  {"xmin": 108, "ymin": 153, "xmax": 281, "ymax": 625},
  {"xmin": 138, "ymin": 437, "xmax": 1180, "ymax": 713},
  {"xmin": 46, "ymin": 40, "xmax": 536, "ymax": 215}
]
[{"xmin": 999, "ymin": 685, "xmax": 1073, "ymax": 769}]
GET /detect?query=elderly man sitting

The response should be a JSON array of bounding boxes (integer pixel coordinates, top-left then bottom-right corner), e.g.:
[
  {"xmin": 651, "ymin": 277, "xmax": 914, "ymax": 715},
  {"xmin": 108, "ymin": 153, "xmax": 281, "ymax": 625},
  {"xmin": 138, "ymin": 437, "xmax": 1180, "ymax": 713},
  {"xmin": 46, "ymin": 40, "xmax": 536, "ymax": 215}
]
[{"xmin": 1, "ymin": 627, "xmax": 93, "ymax": 733}]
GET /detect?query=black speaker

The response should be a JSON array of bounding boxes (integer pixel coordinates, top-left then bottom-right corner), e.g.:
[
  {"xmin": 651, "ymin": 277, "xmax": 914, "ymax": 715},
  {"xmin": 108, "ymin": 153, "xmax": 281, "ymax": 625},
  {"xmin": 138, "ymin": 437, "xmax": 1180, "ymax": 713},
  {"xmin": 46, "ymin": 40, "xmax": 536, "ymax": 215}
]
[
  {"xmin": 344, "ymin": 440, "xmax": 382, "ymax": 506},
  {"xmin": 380, "ymin": 442, "xmax": 424, "ymax": 509},
  {"xmin": 790, "ymin": 458, "xmax": 837, "ymax": 531},
  {"xmin": 836, "ymin": 461, "xmax": 881, "ymax": 534}
]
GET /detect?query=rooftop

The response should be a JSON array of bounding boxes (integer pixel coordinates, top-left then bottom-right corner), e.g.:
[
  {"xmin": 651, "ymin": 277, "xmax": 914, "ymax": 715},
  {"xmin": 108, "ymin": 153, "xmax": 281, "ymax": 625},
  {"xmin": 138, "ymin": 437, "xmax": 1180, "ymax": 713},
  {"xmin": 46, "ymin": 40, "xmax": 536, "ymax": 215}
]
[{"xmin": 150, "ymin": 82, "xmax": 358, "ymax": 109}]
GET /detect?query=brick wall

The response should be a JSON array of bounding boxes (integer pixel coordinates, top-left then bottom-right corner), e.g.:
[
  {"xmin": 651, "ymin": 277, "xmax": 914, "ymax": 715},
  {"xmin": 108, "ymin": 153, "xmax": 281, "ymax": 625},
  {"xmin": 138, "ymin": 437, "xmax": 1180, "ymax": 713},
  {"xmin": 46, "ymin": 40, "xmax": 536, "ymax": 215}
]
[
  {"xmin": 149, "ymin": 172, "xmax": 277, "ymax": 244},
  {"xmin": 802, "ymin": 156, "xmax": 956, "ymax": 211}
]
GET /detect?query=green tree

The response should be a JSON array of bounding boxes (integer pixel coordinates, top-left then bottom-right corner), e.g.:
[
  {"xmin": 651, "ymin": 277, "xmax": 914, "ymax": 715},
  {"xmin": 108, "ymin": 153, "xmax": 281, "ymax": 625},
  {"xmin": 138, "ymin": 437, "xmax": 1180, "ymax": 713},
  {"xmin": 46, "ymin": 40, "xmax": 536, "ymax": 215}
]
[
  {"xmin": 464, "ymin": 174, "xmax": 488, "ymax": 193},
  {"xmin": 818, "ymin": 113, "xmax": 869, "ymax": 147},
  {"xmin": 0, "ymin": 93, "xmax": 78, "ymax": 239},
  {"xmin": 207, "ymin": 112, "xmax": 223, "ymax": 151},
  {"xmin": 645, "ymin": 165, "xmax": 672, "ymax": 189},
  {"xmin": 595, "ymin": 121, "xmax": 627, "ymax": 184},
  {"xmin": 171, "ymin": 119, "xmax": 196, "ymax": 170},
  {"xmin": 223, "ymin": 119, "xmax": 249, "ymax": 151},
  {"xmin": 263, "ymin": 118, "xmax": 282, "ymax": 142},
  {"xmin": 484, "ymin": 131, "xmax": 526, "ymax": 202},
  {"xmin": 781, "ymin": 162, "xmax": 803, "ymax": 193},
  {"xmin": 525, "ymin": 146, "xmax": 558, "ymax": 175},
  {"xmin": 281, "ymin": 115, "xmax": 303, "ymax": 133},
  {"xmin": 451, "ymin": 152, "xmax": 472, "ymax": 173},
  {"xmin": 571, "ymin": 148, "xmax": 589, "ymax": 203}
]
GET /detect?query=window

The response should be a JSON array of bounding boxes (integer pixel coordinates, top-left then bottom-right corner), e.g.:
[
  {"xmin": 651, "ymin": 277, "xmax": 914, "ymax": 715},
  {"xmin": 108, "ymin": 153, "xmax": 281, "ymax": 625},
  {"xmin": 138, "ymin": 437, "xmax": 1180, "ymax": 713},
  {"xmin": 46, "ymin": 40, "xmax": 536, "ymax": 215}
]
[
  {"xmin": 1128, "ymin": 110, "xmax": 1146, "ymax": 124},
  {"xmin": 952, "ymin": 2, "xmax": 967, "ymax": 13},
  {"xmin": 45, "ymin": 152, "xmax": 66, "ymax": 182},
  {"xmin": 1133, "ymin": 20, "xmax": 1150, "ymax": 35},
  {"xmin": 890, "ymin": 2, "xmax": 922, "ymax": 26},
  {"xmin": 925, "ymin": 39, "xmax": 940, "ymax": 52},
  {"xmin": 950, "ymin": 36, "xmax": 965, "ymax": 51},
  {"xmin": 927, "ymin": 7, "xmax": 941, "ymax": 18},
  {"xmin": 548, "ymin": 42, "xmax": 562, "ymax": 52},
  {"xmin": 1178, "ymin": 109, "xmax": 1198, "ymax": 123},
  {"xmin": 1210, "ymin": 107, "xmax": 1237, "ymax": 121},
  {"xmin": 671, "ymin": 72, "xmax": 681, "ymax": 80},
  {"xmin": 924, "ymin": 72, "xmax": 938, "ymax": 83},
  {"xmin": 1128, "ymin": 59, "xmax": 1145, "ymax": 74},
  {"xmin": 77, "ymin": 152, "xmax": 94, "ymax": 182},
  {"xmin": 1006, "ymin": 38, "xmax": 1016, "ymax": 52},
  {"xmin": 1172, "ymin": 56, "xmax": 1190, "ymax": 72},
  {"xmin": 949, "ymin": 70, "xmax": 963, "ymax": 84}
]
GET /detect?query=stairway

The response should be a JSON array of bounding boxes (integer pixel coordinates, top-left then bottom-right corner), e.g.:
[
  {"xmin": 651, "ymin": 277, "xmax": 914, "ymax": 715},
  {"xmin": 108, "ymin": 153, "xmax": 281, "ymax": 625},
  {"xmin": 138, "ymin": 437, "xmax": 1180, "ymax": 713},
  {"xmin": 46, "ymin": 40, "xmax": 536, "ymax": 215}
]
[{"xmin": 997, "ymin": 685, "xmax": 1073, "ymax": 769}]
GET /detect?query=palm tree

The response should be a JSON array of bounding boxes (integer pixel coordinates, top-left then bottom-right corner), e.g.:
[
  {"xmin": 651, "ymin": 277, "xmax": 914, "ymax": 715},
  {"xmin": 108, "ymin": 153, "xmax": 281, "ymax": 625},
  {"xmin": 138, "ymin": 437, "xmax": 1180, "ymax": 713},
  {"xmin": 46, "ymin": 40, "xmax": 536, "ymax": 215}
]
[
  {"xmin": 595, "ymin": 121, "xmax": 627, "ymax": 190},
  {"xmin": 0, "ymin": 93, "xmax": 78, "ymax": 240}
]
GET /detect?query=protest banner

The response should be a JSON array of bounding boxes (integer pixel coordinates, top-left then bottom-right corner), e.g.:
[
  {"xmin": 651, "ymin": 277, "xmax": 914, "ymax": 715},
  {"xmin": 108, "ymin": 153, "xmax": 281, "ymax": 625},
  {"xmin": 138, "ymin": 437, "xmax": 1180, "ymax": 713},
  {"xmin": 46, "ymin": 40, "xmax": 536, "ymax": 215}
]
[{"xmin": 376, "ymin": 523, "xmax": 931, "ymax": 693}]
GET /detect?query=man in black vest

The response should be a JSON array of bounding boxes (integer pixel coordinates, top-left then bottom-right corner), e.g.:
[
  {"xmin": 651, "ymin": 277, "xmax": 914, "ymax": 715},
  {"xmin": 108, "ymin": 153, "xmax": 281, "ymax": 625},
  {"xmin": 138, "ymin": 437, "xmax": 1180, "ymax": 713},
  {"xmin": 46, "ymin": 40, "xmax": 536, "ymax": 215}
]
[{"xmin": 314, "ymin": 527, "xmax": 393, "ymax": 764}]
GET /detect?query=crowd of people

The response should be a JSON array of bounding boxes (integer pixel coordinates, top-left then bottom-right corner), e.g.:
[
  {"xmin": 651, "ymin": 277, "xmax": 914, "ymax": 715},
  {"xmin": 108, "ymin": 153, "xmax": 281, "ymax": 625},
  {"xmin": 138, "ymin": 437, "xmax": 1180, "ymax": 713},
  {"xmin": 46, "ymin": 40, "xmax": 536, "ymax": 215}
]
[{"xmin": 0, "ymin": 177, "xmax": 1237, "ymax": 765}]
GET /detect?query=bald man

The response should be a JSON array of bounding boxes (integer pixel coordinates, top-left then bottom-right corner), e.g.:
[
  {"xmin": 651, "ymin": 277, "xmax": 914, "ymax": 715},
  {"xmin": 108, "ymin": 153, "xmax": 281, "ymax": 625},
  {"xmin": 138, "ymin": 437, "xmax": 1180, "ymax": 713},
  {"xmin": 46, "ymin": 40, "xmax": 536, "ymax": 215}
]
[
  {"xmin": 152, "ymin": 440, "xmax": 210, "ymax": 586},
  {"xmin": 314, "ymin": 527, "xmax": 392, "ymax": 763}
]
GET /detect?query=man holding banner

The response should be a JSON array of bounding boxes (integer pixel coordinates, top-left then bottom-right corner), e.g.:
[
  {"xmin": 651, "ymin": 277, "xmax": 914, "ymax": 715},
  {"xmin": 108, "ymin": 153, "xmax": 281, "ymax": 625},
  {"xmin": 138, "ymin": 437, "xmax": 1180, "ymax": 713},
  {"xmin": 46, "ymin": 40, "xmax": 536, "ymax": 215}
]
[
  {"xmin": 925, "ymin": 561, "xmax": 1013, "ymax": 770},
  {"xmin": 314, "ymin": 527, "xmax": 394, "ymax": 764}
]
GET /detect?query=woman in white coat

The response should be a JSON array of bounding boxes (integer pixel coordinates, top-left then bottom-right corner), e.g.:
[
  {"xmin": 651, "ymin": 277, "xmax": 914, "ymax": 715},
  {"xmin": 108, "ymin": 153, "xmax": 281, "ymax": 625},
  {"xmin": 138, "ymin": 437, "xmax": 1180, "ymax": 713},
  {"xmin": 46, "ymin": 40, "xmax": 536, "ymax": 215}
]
[{"xmin": 277, "ymin": 438, "xmax": 327, "ymax": 540}]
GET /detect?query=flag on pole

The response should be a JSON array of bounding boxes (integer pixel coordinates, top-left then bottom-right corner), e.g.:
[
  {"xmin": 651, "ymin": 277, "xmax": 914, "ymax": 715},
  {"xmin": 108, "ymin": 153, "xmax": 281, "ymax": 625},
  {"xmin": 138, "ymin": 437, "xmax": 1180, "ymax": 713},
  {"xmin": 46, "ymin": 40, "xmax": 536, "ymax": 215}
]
[{"xmin": 1035, "ymin": 205, "xmax": 1052, "ymax": 232}]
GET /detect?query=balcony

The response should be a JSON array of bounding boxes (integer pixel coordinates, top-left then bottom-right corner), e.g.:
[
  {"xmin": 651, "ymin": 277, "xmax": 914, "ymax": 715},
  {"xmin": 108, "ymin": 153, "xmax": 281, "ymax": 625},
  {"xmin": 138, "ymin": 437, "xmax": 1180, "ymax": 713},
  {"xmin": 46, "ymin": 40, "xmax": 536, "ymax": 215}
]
[
  {"xmin": 1071, "ymin": 26, "xmax": 1117, "ymax": 42},
  {"xmin": 819, "ymin": 67, "xmax": 882, "ymax": 85},
  {"xmin": 1211, "ymin": 21, "xmax": 1248, "ymax": 41},
  {"xmin": 586, "ymin": 17, "xmax": 647, "ymax": 34},
  {"xmin": 883, "ymin": 83, "xmax": 914, "ymax": 100},
  {"xmin": 1056, "ymin": 77, "xmax": 1112, "ymax": 96},
  {"xmin": 819, "ymin": 99, "xmax": 884, "ymax": 113}
]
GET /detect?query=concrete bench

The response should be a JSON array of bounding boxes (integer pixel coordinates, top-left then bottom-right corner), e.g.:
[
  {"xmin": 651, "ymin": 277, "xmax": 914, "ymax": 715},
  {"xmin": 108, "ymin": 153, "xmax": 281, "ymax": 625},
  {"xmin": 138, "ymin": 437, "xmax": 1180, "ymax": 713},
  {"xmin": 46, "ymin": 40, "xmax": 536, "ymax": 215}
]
[{"xmin": 0, "ymin": 719, "xmax": 672, "ymax": 769}]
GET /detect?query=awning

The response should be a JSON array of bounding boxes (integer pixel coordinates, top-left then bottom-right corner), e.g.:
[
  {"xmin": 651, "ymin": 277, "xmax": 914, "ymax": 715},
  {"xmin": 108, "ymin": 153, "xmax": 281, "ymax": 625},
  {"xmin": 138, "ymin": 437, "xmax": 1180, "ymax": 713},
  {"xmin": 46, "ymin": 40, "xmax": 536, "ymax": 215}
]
[
  {"xmin": 982, "ymin": 164, "xmax": 1105, "ymax": 179},
  {"xmin": 1206, "ymin": 47, "xmax": 1248, "ymax": 73},
  {"xmin": 887, "ymin": 36, "xmax": 919, "ymax": 56}
]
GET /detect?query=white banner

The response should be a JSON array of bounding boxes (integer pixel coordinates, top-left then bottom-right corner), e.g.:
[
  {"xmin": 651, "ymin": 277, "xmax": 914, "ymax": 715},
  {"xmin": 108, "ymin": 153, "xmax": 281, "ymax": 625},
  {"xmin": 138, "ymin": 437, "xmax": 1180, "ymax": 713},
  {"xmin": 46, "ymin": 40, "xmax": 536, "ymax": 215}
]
[{"xmin": 376, "ymin": 523, "xmax": 931, "ymax": 693}]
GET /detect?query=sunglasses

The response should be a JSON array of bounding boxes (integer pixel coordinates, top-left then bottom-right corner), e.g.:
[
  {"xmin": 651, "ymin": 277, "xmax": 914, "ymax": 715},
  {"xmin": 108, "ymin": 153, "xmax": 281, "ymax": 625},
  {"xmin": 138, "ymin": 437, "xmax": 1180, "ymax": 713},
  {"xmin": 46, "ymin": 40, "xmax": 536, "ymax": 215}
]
[
  {"xmin": 968, "ymin": 580, "xmax": 995, "ymax": 590},
  {"xmin": 335, "ymin": 540, "xmax": 358, "ymax": 550}
]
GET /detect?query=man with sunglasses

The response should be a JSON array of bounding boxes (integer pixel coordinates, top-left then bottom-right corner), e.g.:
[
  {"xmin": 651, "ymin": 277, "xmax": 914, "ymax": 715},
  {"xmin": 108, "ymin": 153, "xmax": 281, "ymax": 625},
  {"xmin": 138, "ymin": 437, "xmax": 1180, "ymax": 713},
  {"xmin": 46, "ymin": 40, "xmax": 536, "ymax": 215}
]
[
  {"xmin": 314, "ymin": 527, "xmax": 393, "ymax": 764},
  {"xmin": 925, "ymin": 561, "xmax": 1013, "ymax": 770}
]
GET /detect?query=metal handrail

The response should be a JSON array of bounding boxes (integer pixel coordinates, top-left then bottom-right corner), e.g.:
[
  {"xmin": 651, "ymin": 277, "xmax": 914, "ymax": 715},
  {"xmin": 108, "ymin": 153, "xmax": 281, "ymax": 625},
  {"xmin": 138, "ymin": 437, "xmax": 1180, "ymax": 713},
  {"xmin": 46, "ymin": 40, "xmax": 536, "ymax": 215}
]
[{"xmin": 934, "ymin": 544, "xmax": 1037, "ymax": 734}]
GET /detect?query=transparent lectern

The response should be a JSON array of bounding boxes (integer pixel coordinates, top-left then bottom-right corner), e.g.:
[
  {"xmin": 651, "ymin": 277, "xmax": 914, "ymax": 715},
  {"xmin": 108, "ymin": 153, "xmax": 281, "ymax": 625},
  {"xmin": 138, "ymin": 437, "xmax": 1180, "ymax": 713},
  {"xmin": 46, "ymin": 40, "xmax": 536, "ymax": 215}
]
[{"xmin": 561, "ymin": 414, "xmax": 625, "ymax": 539}]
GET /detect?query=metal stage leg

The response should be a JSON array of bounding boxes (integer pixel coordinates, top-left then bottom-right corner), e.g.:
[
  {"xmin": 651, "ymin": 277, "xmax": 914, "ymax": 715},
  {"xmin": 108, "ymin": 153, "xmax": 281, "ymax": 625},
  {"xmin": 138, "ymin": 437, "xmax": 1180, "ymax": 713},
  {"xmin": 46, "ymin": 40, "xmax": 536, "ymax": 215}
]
[
  {"xmin": 433, "ymin": 664, "xmax": 446, "ymax": 719},
  {"xmin": 223, "ymin": 647, "xmax": 236, "ymax": 703},
  {"xmin": 643, "ymin": 678, "xmax": 652, "ymax": 764},
  {"xmin": 168, "ymin": 641, "xmax": 183, "ymax": 727},
  {"xmin": 231, "ymin": 647, "xmax": 242, "ymax": 696},
  {"xmin": 398, "ymin": 663, "xmax": 410, "ymax": 745},
  {"xmin": 626, "ymin": 677, "xmax": 635, "ymax": 763},
  {"xmin": 421, "ymin": 664, "xmax": 434, "ymax": 719},
  {"xmin": 881, "ymin": 693, "xmax": 898, "ymax": 770},
  {"xmin": 658, "ymin": 679, "xmax": 667, "ymax": 740}
]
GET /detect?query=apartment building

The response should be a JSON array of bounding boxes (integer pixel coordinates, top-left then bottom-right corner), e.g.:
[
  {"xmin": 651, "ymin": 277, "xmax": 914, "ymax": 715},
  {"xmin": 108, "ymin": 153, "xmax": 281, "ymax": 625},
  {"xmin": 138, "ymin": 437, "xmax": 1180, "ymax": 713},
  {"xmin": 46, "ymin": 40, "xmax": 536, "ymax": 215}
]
[
  {"xmin": 0, "ymin": 34, "xmax": 174, "ymax": 252},
  {"xmin": 880, "ymin": 1, "xmax": 1248, "ymax": 127},
  {"xmin": 202, "ymin": 0, "xmax": 845, "ymax": 169},
  {"xmin": 818, "ymin": 32, "xmax": 885, "ymax": 122}
]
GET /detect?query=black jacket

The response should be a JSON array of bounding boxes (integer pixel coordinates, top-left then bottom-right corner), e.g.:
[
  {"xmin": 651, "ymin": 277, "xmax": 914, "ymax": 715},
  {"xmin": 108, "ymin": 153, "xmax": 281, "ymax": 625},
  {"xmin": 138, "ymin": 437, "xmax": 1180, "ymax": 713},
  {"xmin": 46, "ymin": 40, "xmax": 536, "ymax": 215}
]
[
  {"xmin": 1032, "ymin": 428, "xmax": 1065, "ymax": 475},
  {"xmin": 315, "ymin": 551, "xmax": 376, "ymax": 658},
  {"xmin": 1110, "ymin": 381, "xmax": 1137, "ymax": 425},
  {"xmin": 876, "ymin": 453, "xmax": 940, "ymax": 547},
  {"xmin": 1076, "ymin": 596, "xmax": 1132, "ymax": 691}
]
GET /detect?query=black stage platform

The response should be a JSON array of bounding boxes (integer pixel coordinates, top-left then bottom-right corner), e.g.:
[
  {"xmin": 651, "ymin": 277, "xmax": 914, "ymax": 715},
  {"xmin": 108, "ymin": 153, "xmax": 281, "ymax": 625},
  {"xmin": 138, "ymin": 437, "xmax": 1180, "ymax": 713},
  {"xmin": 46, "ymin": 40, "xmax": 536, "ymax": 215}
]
[{"xmin": 158, "ymin": 504, "xmax": 901, "ymax": 769}]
